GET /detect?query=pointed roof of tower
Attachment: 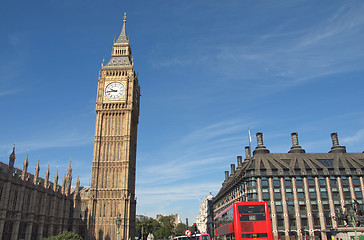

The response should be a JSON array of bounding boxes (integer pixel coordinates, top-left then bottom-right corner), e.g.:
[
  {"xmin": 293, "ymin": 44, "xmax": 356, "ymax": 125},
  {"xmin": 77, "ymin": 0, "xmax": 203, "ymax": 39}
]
[
  {"xmin": 116, "ymin": 12, "xmax": 129, "ymax": 44},
  {"xmin": 9, "ymin": 144, "xmax": 15, "ymax": 167},
  {"xmin": 46, "ymin": 164, "xmax": 50, "ymax": 179},
  {"xmin": 67, "ymin": 159, "xmax": 72, "ymax": 174},
  {"xmin": 23, "ymin": 153, "xmax": 29, "ymax": 173},
  {"xmin": 103, "ymin": 12, "xmax": 133, "ymax": 69}
]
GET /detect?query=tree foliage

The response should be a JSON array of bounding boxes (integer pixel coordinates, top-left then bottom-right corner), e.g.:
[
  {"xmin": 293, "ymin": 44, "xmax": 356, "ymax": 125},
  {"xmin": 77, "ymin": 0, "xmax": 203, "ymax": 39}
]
[
  {"xmin": 43, "ymin": 231, "xmax": 83, "ymax": 240},
  {"xmin": 175, "ymin": 223, "xmax": 188, "ymax": 236},
  {"xmin": 136, "ymin": 217, "xmax": 161, "ymax": 240},
  {"xmin": 136, "ymin": 215, "xmax": 188, "ymax": 240}
]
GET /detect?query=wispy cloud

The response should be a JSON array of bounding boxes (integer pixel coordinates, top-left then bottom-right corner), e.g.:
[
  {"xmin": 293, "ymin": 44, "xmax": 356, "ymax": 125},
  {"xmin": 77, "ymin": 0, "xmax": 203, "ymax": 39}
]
[
  {"xmin": 0, "ymin": 131, "xmax": 92, "ymax": 157},
  {"xmin": 151, "ymin": 1, "xmax": 364, "ymax": 96},
  {"xmin": 0, "ymin": 89, "xmax": 22, "ymax": 97},
  {"xmin": 342, "ymin": 128, "xmax": 364, "ymax": 145}
]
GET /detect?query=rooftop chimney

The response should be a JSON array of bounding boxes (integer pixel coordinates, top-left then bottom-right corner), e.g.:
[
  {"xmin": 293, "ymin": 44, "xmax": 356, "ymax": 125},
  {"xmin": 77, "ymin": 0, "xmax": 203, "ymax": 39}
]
[
  {"xmin": 288, "ymin": 132, "xmax": 305, "ymax": 153},
  {"xmin": 253, "ymin": 132, "xmax": 270, "ymax": 154},
  {"xmin": 245, "ymin": 146, "xmax": 251, "ymax": 159},
  {"xmin": 230, "ymin": 164, "xmax": 235, "ymax": 175},
  {"xmin": 237, "ymin": 156, "xmax": 243, "ymax": 166},
  {"xmin": 329, "ymin": 132, "xmax": 346, "ymax": 153},
  {"xmin": 225, "ymin": 171, "xmax": 229, "ymax": 181}
]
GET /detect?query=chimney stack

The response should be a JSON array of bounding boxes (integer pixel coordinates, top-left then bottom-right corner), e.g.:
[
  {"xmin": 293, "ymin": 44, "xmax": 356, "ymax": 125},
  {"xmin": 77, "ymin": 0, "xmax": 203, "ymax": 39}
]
[
  {"xmin": 329, "ymin": 132, "xmax": 346, "ymax": 153},
  {"xmin": 231, "ymin": 164, "xmax": 235, "ymax": 175},
  {"xmin": 225, "ymin": 171, "xmax": 229, "ymax": 181},
  {"xmin": 289, "ymin": 132, "xmax": 305, "ymax": 153},
  {"xmin": 237, "ymin": 156, "xmax": 242, "ymax": 166},
  {"xmin": 253, "ymin": 132, "xmax": 270, "ymax": 154},
  {"xmin": 245, "ymin": 146, "xmax": 251, "ymax": 159}
]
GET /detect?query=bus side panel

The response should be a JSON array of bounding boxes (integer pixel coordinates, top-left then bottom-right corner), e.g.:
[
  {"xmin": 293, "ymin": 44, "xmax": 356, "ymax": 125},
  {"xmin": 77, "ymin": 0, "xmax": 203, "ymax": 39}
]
[
  {"xmin": 233, "ymin": 203, "xmax": 242, "ymax": 240},
  {"xmin": 216, "ymin": 224, "xmax": 230, "ymax": 236}
]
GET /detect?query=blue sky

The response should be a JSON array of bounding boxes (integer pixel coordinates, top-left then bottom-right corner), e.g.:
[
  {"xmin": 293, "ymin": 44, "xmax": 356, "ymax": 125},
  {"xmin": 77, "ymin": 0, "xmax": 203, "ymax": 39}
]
[{"xmin": 1, "ymin": 0, "xmax": 364, "ymax": 223}]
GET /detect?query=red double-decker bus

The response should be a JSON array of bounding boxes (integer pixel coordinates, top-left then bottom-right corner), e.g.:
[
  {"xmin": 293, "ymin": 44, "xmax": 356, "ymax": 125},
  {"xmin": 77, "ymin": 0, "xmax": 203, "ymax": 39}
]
[{"xmin": 214, "ymin": 201, "xmax": 273, "ymax": 240}]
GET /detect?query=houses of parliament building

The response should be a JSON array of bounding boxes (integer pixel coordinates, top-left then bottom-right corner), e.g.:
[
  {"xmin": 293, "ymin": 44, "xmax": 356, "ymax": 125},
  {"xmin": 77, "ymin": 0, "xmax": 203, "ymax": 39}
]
[{"xmin": 0, "ymin": 13, "xmax": 140, "ymax": 240}]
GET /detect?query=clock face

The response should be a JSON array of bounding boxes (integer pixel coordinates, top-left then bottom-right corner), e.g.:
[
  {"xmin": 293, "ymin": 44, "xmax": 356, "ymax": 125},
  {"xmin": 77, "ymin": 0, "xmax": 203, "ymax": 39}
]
[{"xmin": 104, "ymin": 82, "xmax": 126, "ymax": 101}]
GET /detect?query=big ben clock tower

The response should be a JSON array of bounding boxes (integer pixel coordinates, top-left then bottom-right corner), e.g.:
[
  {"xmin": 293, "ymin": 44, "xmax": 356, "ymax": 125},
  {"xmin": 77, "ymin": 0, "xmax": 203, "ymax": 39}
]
[{"xmin": 89, "ymin": 13, "xmax": 140, "ymax": 240}]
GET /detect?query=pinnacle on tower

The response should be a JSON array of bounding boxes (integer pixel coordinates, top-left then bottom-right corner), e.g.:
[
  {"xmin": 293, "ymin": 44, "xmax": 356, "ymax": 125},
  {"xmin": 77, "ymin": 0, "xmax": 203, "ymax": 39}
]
[
  {"xmin": 116, "ymin": 12, "xmax": 128, "ymax": 44},
  {"xmin": 54, "ymin": 168, "xmax": 59, "ymax": 191},
  {"xmin": 21, "ymin": 153, "xmax": 29, "ymax": 180},
  {"xmin": 34, "ymin": 159, "xmax": 40, "ymax": 185},
  {"xmin": 9, "ymin": 145, "xmax": 15, "ymax": 168}
]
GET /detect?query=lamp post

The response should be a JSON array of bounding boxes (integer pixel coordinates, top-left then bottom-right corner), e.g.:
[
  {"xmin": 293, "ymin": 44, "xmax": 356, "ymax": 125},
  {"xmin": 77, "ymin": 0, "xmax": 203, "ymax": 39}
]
[{"xmin": 116, "ymin": 212, "xmax": 122, "ymax": 240}]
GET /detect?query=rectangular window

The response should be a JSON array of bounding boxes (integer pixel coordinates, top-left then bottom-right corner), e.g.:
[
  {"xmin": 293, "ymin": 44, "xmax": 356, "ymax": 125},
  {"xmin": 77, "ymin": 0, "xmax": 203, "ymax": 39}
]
[
  {"xmin": 344, "ymin": 191, "xmax": 351, "ymax": 198},
  {"xmin": 342, "ymin": 179, "xmax": 349, "ymax": 186},
  {"xmin": 325, "ymin": 216, "xmax": 332, "ymax": 226},
  {"xmin": 308, "ymin": 179, "xmax": 315, "ymax": 186},
  {"xmin": 321, "ymin": 191, "xmax": 328, "ymax": 198},
  {"xmin": 276, "ymin": 205, "xmax": 283, "ymax": 212},
  {"xmin": 309, "ymin": 192, "xmax": 317, "ymax": 199},
  {"xmin": 313, "ymin": 216, "xmax": 320, "ymax": 226},
  {"xmin": 356, "ymin": 191, "xmax": 363, "ymax": 198},
  {"xmin": 289, "ymin": 215, "xmax": 296, "ymax": 227},
  {"xmin": 353, "ymin": 178, "xmax": 361, "ymax": 186},
  {"xmin": 301, "ymin": 218, "xmax": 308, "ymax": 227},
  {"xmin": 285, "ymin": 180, "xmax": 292, "ymax": 187},
  {"xmin": 319, "ymin": 179, "xmax": 326, "ymax": 186},
  {"xmin": 274, "ymin": 192, "xmax": 282, "ymax": 199},
  {"xmin": 273, "ymin": 180, "xmax": 280, "ymax": 187},
  {"xmin": 287, "ymin": 204, "xmax": 295, "ymax": 212}
]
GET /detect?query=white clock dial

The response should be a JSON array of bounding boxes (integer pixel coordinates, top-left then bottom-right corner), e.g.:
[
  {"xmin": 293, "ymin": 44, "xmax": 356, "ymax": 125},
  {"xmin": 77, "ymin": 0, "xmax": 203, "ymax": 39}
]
[{"xmin": 105, "ymin": 82, "xmax": 126, "ymax": 100}]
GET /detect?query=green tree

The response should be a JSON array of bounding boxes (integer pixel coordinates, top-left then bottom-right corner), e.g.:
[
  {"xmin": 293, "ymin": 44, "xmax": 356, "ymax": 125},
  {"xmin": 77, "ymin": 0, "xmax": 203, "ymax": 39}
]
[
  {"xmin": 175, "ymin": 223, "xmax": 188, "ymax": 236},
  {"xmin": 136, "ymin": 217, "xmax": 161, "ymax": 240},
  {"xmin": 43, "ymin": 231, "xmax": 83, "ymax": 240},
  {"xmin": 155, "ymin": 216, "xmax": 175, "ymax": 239}
]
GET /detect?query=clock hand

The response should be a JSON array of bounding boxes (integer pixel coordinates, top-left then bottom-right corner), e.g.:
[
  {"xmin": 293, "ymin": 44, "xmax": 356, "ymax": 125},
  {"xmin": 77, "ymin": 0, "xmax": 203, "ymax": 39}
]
[{"xmin": 107, "ymin": 89, "xmax": 118, "ymax": 93}]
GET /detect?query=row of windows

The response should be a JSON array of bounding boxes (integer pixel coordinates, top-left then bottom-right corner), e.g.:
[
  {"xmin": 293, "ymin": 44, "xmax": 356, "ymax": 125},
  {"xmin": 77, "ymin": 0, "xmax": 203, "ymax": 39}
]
[
  {"xmin": 219, "ymin": 175, "xmax": 362, "ymax": 211},
  {"xmin": 250, "ymin": 168, "xmax": 362, "ymax": 176}
]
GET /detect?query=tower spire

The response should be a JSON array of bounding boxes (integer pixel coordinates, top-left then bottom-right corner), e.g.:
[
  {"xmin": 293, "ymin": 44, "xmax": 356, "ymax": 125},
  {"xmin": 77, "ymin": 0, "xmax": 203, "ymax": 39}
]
[
  {"xmin": 116, "ymin": 12, "xmax": 128, "ymax": 44},
  {"xmin": 9, "ymin": 144, "xmax": 15, "ymax": 168},
  {"xmin": 21, "ymin": 153, "xmax": 29, "ymax": 180}
]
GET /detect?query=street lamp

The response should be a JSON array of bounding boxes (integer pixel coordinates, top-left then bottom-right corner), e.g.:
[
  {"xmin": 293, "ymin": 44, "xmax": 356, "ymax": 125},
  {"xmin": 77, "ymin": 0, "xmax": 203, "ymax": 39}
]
[{"xmin": 116, "ymin": 212, "xmax": 122, "ymax": 240}]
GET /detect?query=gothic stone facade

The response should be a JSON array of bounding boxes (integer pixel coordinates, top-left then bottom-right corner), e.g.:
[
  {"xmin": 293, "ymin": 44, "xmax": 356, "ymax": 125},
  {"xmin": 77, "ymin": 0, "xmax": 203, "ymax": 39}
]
[
  {"xmin": 213, "ymin": 132, "xmax": 364, "ymax": 240},
  {"xmin": 88, "ymin": 13, "xmax": 140, "ymax": 240},
  {"xmin": 0, "ymin": 148, "xmax": 81, "ymax": 240}
]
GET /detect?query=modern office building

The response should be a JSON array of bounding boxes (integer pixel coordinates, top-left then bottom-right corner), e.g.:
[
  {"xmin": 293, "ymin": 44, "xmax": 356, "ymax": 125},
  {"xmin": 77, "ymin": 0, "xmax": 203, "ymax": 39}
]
[{"xmin": 213, "ymin": 132, "xmax": 364, "ymax": 240}]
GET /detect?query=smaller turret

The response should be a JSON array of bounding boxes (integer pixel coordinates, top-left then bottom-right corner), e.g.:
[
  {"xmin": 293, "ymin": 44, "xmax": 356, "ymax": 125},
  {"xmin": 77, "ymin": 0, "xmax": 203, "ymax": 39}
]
[
  {"xmin": 21, "ymin": 153, "xmax": 29, "ymax": 180},
  {"xmin": 74, "ymin": 176, "xmax": 80, "ymax": 199},
  {"xmin": 54, "ymin": 169, "xmax": 59, "ymax": 191},
  {"xmin": 9, "ymin": 145, "xmax": 15, "ymax": 169},
  {"xmin": 34, "ymin": 160, "xmax": 40, "ymax": 185},
  {"xmin": 66, "ymin": 160, "xmax": 72, "ymax": 195},
  {"xmin": 45, "ymin": 165, "xmax": 50, "ymax": 188},
  {"xmin": 62, "ymin": 174, "xmax": 66, "ymax": 195}
]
